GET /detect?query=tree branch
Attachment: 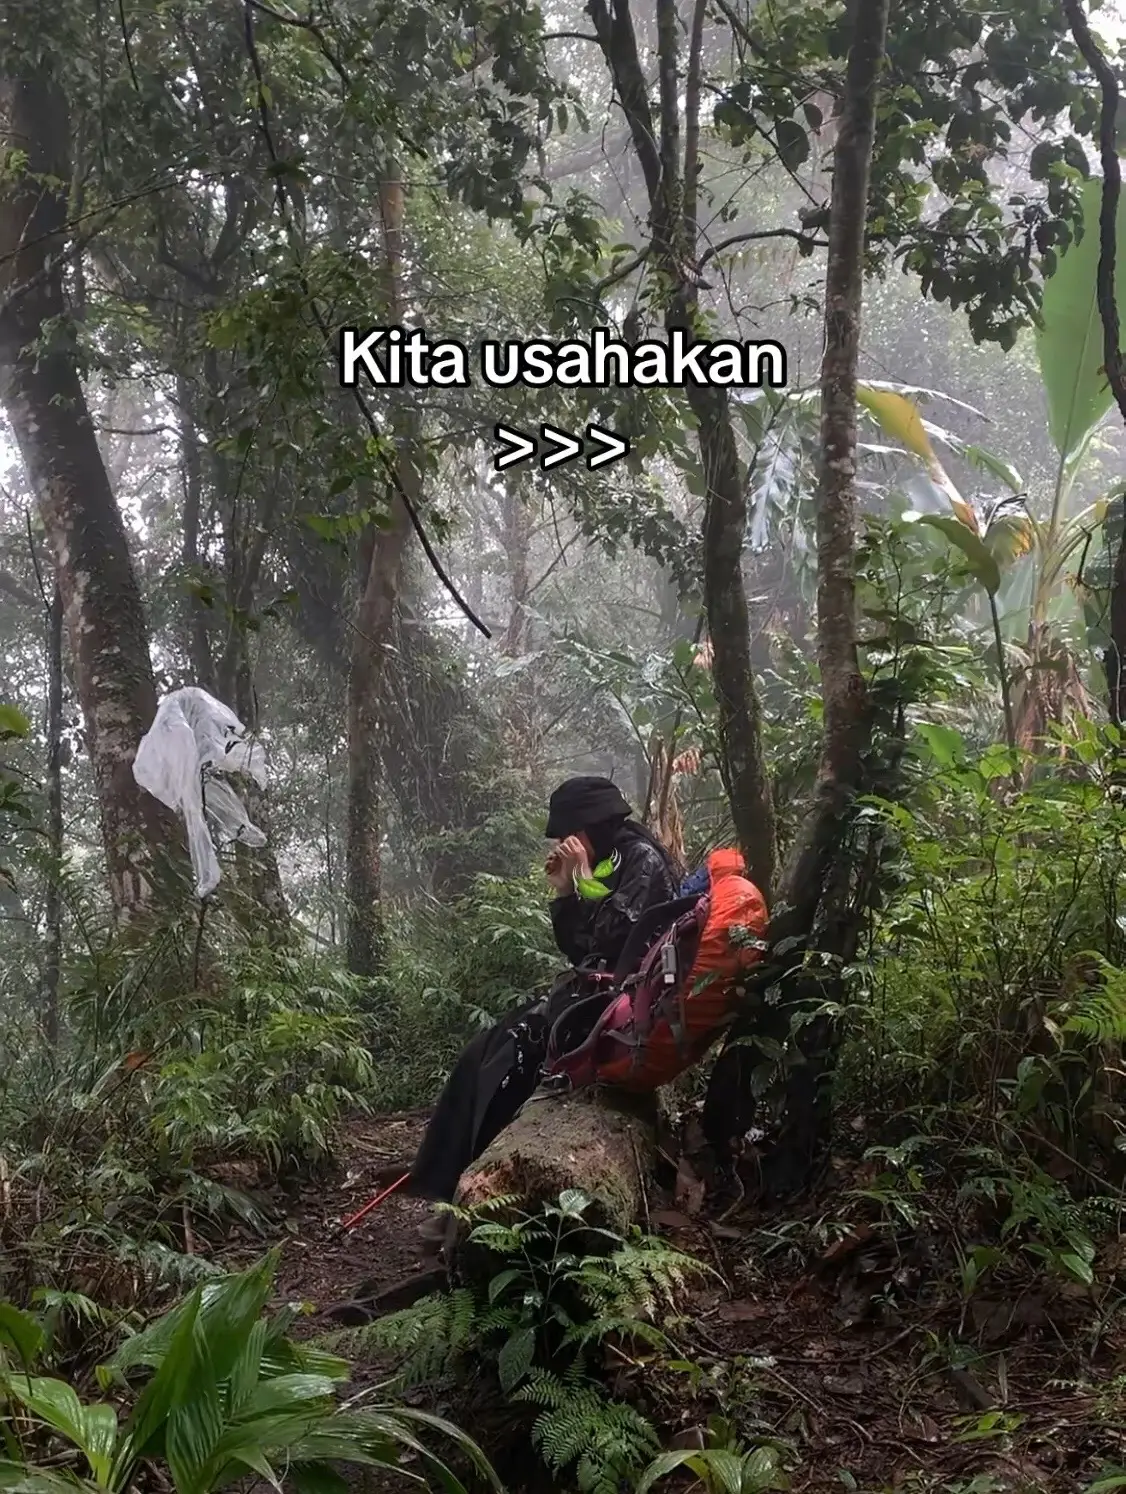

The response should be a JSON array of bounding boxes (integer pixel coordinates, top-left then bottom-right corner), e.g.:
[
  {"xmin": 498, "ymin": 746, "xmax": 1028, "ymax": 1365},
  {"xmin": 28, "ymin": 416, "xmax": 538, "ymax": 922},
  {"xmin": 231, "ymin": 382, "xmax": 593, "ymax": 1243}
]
[
  {"xmin": 699, "ymin": 227, "xmax": 826, "ymax": 266},
  {"xmin": 542, "ymin": 126, "xmax": 631, "ymax": 181},
  {"xmin": 683, "ymin": 0, "xmax": 708, "ymax": 249},
  {"xmin": 585, "ymin": 0, "xmax": 662, "ymax": 207}
]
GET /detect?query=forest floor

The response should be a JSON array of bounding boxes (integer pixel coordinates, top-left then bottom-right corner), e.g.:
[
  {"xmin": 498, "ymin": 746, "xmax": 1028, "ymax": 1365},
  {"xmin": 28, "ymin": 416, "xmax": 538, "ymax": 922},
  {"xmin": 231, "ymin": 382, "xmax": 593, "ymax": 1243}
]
[{"xmin": 231, "ymin": 1111, "xmax": 1124, "ymax": 1494}]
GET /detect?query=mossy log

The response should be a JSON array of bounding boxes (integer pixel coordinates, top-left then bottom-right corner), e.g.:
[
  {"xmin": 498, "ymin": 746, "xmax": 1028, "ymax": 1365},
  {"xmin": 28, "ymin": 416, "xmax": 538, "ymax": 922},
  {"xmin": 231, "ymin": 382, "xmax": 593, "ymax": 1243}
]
[{"xmin": 454, "ymin": 1087, "xmax": 657, "ymax": 1253}]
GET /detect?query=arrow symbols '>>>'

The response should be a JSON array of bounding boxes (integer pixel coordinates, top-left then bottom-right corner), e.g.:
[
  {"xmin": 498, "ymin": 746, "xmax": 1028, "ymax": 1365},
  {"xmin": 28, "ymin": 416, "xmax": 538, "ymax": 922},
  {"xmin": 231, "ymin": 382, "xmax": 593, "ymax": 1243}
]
[
  {"xmin": 493, "ymin": 425, "xmax": 536, "ymax": 471},
  {"xmin": 491, "ymin": 422, "xmax": 630, "ymax": 475},
  {"xmin": 586, "ymin": 425, "xmax": 629, "ymax": 470},
  {"xmin": 540, "ymin": 424, "xmax": 582, "ymax": 470}
]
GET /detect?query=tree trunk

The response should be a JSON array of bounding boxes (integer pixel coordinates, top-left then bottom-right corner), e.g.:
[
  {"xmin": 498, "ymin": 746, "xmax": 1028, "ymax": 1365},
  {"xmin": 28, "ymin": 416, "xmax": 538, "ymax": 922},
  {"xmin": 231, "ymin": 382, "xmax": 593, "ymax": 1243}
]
[
  {"xmin": 345, "ymin": 164, "xmax": 414, "ymax": 977},
  {"xmin": 176, "ymin": 374, "xmax": 217, "ymax": 690},
  {"xmin": 0, "ymin": 73, "xmax": 170, "ymax": 917},
  {"xmin": 42, "ymin": 582, "xmax": 64, "ymax": 1048},
  {"xmin": 1058, "ymin": 1, "xmax": 1126, "ymax": 724},
  {"xmin": 704, "ymin": 0, "xmax": 890, "ymax": 1196},
  {"xmin": 222, "ymin": 642, "xmax": 292, "ymax": 936},
  {"xmin": 774, "ymin": 0, "xmax": 888, "ymax": 942},
  {"xmin": 693, "ymin": 385, "xmax": 776, "ymax": 897},
  {"xmin": 587, "ymin": 0, "xmax": 776, "ymax": 900}
]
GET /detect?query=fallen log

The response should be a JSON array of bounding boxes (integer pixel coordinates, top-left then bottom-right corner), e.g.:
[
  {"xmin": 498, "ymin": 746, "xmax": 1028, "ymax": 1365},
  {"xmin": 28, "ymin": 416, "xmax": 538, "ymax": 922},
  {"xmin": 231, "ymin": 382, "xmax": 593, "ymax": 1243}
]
[{"xmin": 455, "ymin": 1086, "xmax": 657, "ymax": 1243}]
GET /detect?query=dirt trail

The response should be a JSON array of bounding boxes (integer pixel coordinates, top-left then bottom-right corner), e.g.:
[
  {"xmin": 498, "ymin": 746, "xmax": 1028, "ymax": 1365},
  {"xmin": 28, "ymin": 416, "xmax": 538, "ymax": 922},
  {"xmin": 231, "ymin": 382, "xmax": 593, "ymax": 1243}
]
[
  {"xmin": 267, "ymin": 1113, "xmax": 432, "ymax": 1311},
  {"xmin": 257, "ymin": 1112, "xmax": 1123, "ymax": 1492}
]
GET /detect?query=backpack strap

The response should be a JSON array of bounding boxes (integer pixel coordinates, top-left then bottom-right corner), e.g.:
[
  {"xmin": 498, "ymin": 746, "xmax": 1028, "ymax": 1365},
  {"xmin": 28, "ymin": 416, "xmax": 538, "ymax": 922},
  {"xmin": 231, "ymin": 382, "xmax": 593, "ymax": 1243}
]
[{"xmin": 612, "ymin": 894, "xmax": 702, "ymax": 981}]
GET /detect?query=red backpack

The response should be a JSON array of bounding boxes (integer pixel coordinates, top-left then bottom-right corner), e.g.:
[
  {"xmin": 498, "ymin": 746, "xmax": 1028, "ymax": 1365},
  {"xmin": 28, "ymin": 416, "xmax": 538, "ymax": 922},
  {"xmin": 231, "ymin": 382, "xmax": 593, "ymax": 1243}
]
[{"xmin": 543, "ymin": 849, "xmax": 769, "ymax": 1093}]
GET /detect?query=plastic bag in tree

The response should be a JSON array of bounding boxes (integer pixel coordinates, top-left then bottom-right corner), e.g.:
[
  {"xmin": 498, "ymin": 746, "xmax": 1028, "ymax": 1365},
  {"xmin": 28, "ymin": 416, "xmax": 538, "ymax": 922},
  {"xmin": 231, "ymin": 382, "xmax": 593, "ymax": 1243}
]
[{"xmin": 133, "ymin": 686, "xmax": 268, "ymax": 898}]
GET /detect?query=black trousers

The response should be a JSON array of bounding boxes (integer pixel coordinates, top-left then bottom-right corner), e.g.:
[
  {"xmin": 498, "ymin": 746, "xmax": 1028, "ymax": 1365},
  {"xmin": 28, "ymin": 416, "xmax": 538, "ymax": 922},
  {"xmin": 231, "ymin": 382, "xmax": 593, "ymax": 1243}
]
[{"xmin": 407, "ymin": 969, "xmax": 609, "ymax": 1202}]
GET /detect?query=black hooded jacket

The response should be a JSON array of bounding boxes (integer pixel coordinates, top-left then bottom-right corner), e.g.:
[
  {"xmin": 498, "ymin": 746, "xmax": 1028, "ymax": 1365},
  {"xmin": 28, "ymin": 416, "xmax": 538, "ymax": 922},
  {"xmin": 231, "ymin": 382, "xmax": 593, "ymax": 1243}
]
[{"xmin": 549, "ymin": 820, "xmax": 679, "ymax": 968}]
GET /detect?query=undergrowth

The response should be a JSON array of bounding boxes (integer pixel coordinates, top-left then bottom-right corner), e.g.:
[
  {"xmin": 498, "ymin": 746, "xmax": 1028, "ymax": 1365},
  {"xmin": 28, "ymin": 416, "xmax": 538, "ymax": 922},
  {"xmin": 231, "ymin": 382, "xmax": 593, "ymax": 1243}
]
[
  {"xmin": 366, "ymin": 870, "xmax": 559, "ymax": 1107},
  {"xmin": 0, "ymin": 904, "xmax": 375, "ymax": 1304},
  {"xmin": 333, "ymin": 1190, "xmax": 789, "ymax": 1493}
]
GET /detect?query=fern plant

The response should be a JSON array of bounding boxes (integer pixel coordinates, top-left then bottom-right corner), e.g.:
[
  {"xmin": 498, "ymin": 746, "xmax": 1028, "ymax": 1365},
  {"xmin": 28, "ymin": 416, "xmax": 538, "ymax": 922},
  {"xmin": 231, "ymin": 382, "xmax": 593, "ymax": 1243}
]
[
  {"xmin": 517, "ymin": 1365, "xmax": 660, "ymax": 1494},
  {"xmin": 340, "ymin": 1190, "xmax": 710, "ymax": 1491}
]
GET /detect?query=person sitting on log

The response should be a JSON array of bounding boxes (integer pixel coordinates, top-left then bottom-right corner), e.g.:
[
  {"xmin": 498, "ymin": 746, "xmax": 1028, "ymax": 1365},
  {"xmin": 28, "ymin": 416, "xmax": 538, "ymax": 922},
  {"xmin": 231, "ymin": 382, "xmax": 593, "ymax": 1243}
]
[{"xmin": 406, "ymin": 776, "xmax": 680, "ymax": 1242}]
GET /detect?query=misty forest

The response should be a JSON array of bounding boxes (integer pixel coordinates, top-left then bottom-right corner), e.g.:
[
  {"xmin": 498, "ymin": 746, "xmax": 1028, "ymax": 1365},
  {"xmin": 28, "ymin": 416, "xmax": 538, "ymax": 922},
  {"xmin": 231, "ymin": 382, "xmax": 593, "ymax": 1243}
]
[{"xmin": 6, "ymin": 0, "xmax": 1126, "ymax": 1489}]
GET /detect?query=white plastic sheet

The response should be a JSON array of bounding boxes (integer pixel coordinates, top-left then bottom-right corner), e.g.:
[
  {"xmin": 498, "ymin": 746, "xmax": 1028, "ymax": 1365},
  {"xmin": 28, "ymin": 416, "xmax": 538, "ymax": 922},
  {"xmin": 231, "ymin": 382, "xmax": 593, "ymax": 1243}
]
[{"xmin": 133, "ymin": 686, "xmax": 268, "ymax": 899}]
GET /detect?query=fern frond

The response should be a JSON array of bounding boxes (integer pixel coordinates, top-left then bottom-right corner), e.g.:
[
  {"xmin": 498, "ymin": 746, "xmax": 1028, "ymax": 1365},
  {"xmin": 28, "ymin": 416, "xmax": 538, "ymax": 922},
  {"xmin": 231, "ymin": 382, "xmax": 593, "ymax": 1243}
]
[
  {"xmin": 333, "ymin": 1289, "xmax": 479, "ymax": 1388},
  {"xmin": 517, "ymin": 1368, "xmax": 659, "ymax": 1493}
]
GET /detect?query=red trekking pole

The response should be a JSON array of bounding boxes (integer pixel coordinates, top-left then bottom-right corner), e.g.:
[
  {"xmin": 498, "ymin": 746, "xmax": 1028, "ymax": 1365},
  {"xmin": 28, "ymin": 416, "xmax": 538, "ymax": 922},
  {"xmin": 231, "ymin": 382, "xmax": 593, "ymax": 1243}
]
[{"xmin": 332, "ymin": 1171, "xmax": 411, "ymax": 1240}]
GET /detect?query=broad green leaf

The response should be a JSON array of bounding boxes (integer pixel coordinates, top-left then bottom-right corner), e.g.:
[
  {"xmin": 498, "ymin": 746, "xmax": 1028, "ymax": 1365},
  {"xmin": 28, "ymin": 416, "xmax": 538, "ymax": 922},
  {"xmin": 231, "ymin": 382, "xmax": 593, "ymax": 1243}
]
[
  {"xmin": 3, "ymin": 1377, "xmax": 89, "ymax": 1456},
  {"xmin": 0, "ymin": 1305, "xmax": 45, "ymax": 1367},
  {"xmin": 1037, "ymin": 178, "xmax": 1126, "ymax": 460},
  {"xmin": 961, "ymin": 445, "xmax": 1023, "ymax": 493},
  {"xmin": 0, "ymin": 706, "xmax": 29, "ymax": 740},
  {"xmin": 984, "ymin": 513, "xmax": 1034, "ymax": 569},
  {"xmin": 226, "ymin": 1319, "xmax": 267, "ymax": 1418},
  {"xmin": 698, "ymin": 1449, "xmax": 752, "ymax": 1494},
  {"xmin": 858, "ymin": 386, "xmax": 933, "ymax": 462},
  {"xmin": 915, "ymin": 723, "xmax": 965, "ymax": 767},
  {"xmin": 556, "ymin": 1188, "xmax": 589, "ymax": 1216},
  {"xmin": 744, "ymin": 1445, "xmax": 784, "ymax": 1488},
  {"xmin": 908, "ymin": 513, "xmax": 1001, "ymax": 594},
  {"xmin": 118, "ymin": 1290, "xmax": 203, "ymax": 1466},
  {"xmin": 164, "ymin": 1384, "xmax": 224, "ymax": 1494},
  {"xmin": 775, "ymin": 118, "xmax": 810, "ymax": 170},
  {"xmin": 76, "ymin": 1405, "xmax": 118, "ymax": 1485},
  {"xmin": 0, "ymin": 1463, "xmax": 97, "ymax": 1494},
  {"xmin": 227, "ymin": 1448, "xmax": 281, "ymax": 1491},
  {"xmin": 637, "ymin": 1450, "xmax": 707, "ymax": 1494},
  {"xmin": 496, "ymin": 1326, "xmax": 536, "ymax": 1394},
  {"xmin": 240, "ymin": 1375, "xmax": 337, "ymax": 1421},
  {"xmin": 1059, "ymin": 1251, "xmax": 1095, "ymax": 1285}
]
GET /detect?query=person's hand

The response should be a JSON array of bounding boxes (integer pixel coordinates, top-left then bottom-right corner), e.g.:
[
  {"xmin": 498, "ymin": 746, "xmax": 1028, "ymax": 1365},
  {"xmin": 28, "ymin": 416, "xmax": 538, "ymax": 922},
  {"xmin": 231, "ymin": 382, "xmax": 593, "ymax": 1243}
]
[
  {"xmin": 559, "ymin": 835, "xmax": 592, "ymax": 883},
  {"xmin": 545, "ymin": 837, "xmax": 592, "ymax": 892},
  {"xmin": 544, "ymin": 845, "xmax": 571, "ymax": 892}
]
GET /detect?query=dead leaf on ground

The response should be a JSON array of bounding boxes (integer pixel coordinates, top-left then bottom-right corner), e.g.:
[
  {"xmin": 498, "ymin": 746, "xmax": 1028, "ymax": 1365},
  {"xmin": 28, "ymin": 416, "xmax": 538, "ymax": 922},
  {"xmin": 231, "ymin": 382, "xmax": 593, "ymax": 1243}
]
[
  {"xmin": 654, "ymin": 1208, "xmax": 694, "ymax": 1230},
  {"xmin": 718, "ymin": 1299, "xmax": 772, "ymax": 1322},
  {"xmin": 824, "ymin": 1374, "xmax": 867, "ymax": 1397},
  {"xmin": 709, "ymin": 1222, "xmax": 748, "ymax": 1241},
  {"xmin": 819, "ymin": 1223, "xmax": 875, "ymax": 1268},
  {"xmin": 674, "ymin": 1156, "xmax": 706, "ymax": 1215}
]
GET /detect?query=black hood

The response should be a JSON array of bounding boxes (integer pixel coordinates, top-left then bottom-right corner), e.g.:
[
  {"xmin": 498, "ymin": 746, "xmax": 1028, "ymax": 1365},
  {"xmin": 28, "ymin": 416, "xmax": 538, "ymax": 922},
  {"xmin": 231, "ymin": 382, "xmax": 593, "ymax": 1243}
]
[{"xmin": 544, "ymin": 776, "xmax": 632, "ymax": 840}]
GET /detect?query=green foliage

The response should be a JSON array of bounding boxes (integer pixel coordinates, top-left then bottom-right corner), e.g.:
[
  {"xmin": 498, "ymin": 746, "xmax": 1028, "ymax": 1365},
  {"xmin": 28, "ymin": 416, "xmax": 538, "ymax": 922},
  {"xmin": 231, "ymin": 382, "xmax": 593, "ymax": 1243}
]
[
  {"xmin": 714, "ymin": 0, "xmax": 1089, "ymax": 348},
  {"xmin": 1036, "ymin": 179, "xmax": 1126, "ymax": 461},
  {"xmin": 518, "ymin": 1366, "xmax": 660, "ymax": 1494},
  {"xmin": 0, "ymin": 1253, "xmax": 495, "ymax": 1494},
  {"xmin": 149, "ymin": 953, "xmax": 374, "ymax": 1174},
  {"xmin": 368, "ymin": 870, "xmax": 559, "ymax": 1106},
  {"xmin": 637, "ymin": 1415, "xmax": 789, "ymax": 1494},
  {"xmin": 0, "ymin": 703, "xmax": 33, "ymax": 910},
  {"xmin": 0, "ymin": 929, "xmax": 377, "ymax": 1302},
  {"xmin": 833, "ymin": 725, "xmax": 1126, "ymax": 1283},
  {"xmin": 339, "ymin": 1191, "xmax": 708, "ymax": 1491}
]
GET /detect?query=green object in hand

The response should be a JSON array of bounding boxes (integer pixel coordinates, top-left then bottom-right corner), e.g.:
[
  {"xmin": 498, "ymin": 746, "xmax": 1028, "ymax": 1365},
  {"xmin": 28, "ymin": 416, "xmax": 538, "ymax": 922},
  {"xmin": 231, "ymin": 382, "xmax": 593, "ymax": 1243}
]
[{"xmin": 574, "ymin": 851, "xmax": 619, "ymax": 901}]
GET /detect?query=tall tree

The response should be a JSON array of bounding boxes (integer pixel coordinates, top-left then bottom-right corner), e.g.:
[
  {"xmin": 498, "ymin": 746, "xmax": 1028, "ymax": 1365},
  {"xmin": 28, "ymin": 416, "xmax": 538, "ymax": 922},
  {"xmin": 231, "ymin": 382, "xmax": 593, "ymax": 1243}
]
[
  {"xmin": 0, "ymin": 67, "xmax": 169, "ymax": 916},
  {"xmin": 345, "ymin": 163, "xmax": 416, "ymax": 976},
  {"xmin": 705, "ymin": 0, "xmax": 891, "ymax": 1193},
  {"xmin": 587, "ymin": 0, "xmax": 777, "ymax": 899},
  {"xmin": 1060, "ymin": 0, "xmax": 1126, "ymax": 724}
]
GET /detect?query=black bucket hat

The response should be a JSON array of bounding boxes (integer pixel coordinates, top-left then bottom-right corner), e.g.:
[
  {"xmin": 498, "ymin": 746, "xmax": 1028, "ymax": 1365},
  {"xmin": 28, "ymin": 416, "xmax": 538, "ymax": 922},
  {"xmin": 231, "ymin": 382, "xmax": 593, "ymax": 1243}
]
[{"xmin": 544, "ymin": 776, "xmax": 632, "ymax": 839}]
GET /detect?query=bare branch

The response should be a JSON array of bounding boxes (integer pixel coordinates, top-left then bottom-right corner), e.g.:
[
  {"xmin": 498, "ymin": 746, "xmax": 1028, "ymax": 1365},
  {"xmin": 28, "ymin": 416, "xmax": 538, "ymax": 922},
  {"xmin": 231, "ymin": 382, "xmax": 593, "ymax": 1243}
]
[{"xmin": 699, "ymin": 227, "xmax": 825, "ymax": 266}]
